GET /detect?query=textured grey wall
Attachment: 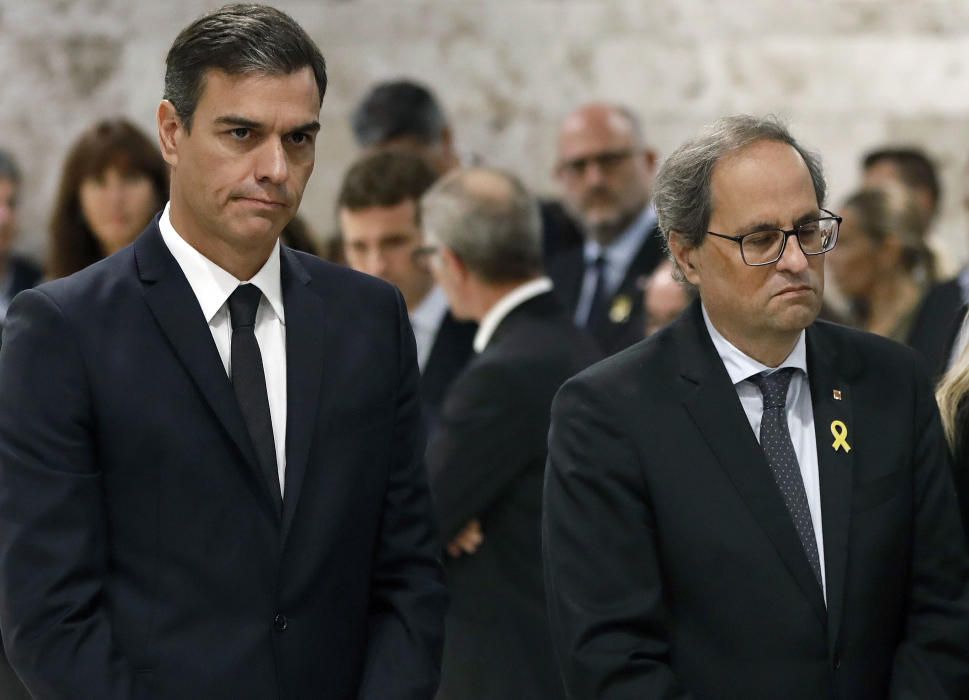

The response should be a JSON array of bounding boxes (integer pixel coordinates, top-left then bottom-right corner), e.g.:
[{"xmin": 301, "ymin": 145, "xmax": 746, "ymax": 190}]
[{"xmin": 3, "ymin": 0, "xmax": 969, "ymax": 267}]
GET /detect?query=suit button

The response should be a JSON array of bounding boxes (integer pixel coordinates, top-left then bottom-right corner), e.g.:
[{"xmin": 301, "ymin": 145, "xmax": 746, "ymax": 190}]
[{"xmin": 273, "ymin": 614, "xmax": 288, "ymax": 632}]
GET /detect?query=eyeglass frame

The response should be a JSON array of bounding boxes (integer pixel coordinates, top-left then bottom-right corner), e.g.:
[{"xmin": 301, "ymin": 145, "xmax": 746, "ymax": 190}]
[{"xmin": 704, "ymin": 209, "xmax": 842, "ymax": 267}]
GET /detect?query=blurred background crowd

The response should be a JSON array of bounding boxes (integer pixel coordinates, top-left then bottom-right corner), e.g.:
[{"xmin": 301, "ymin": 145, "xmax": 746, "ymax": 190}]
[{"xmin": 6, "ymin": 1, "xmax": 969, "ymax": 697}]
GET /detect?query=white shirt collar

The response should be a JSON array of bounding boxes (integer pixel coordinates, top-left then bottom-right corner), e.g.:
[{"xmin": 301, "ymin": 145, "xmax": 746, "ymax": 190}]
[
  {"xmin": 158, "ymin": 202, "xmax": 285, "ymax": 324},
  {"xmin": 409, "ymin": 285, "xmax": 449, "ymax": 334},
  {"xmin": 701, "ymin": 303, "xmax": 807, "ymax": 384},
  {"xmin": 473, "ymin": 277, "xmax": 554, "ymax": 353}
]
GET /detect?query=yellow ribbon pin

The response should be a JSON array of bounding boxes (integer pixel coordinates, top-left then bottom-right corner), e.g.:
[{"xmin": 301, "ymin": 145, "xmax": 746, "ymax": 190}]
[{"xmin": 831, "ymin": 420, "xmax": 851, "ymax": 453}]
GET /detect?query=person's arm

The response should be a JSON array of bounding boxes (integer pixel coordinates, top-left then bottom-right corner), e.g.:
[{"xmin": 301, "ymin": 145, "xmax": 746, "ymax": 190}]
[
  {"xmin": 425, "ymin": 362, "xmax": 538, "ymax": 541},
  {"xmin": 356, "ymin": 288, "xmax": 448, "ymax": 700},
  {"xmin": 543, "ymin": 375, "xmax": 694, "ymax": 700},
  {"xmin": 889, "ymin": 357, "xmax": 969, "ymax": 698},
  {"xmin": 0, "ymin": 289, "xmax": 146, "ymax": 700}
]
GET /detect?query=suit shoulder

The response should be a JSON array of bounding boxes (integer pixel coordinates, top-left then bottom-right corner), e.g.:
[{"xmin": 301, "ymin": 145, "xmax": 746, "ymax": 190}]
[
  {"xmin": 28, "ymin": 248, "xmax": 137, "ymax": 315},
  {"xmin": 813, "ymin": 319, "xmax": 920, "ymax": 368},
  {"xmin": 291, "ymin": 250, "xmax": 400, "ymax": 308}
]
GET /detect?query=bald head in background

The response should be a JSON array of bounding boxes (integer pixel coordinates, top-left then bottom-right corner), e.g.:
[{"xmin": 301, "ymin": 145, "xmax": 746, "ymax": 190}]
[{"xmin": 555, "ymin": 103, "xmax": 658, "ymax": 245}]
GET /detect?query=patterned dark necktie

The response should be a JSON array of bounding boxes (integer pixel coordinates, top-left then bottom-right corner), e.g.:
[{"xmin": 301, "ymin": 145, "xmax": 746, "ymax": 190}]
[
  {"xmin": 749, "ymin": 368, "xmax": 822, "ymax": 588},
  {"xmin": 228, "ymin": 284, "xmax": 282, "ymax": 515}
]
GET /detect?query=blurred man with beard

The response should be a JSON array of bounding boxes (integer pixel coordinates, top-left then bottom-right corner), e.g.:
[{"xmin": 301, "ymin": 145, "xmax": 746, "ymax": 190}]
[{"xmin": 548, "ymin": 103, "xmax": 666, "ymax": 355}]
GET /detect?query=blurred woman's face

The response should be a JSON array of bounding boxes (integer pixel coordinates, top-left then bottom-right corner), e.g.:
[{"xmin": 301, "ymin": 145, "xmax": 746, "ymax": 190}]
[
  {"xmin": 827, "ymin": 208, "xmax": 876, "ymax": 301},
  {"xmin": 79, "ymin": 166, "xmax": 159, "ymax": 254}
]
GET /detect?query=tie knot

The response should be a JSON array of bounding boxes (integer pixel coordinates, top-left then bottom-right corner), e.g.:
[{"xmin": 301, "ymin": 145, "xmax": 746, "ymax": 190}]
[
  {"xmin": 590, "ymin": 254, "xmax": 607, "ymax": 271},
  {"xmin": 749, "ymin": 367, "xmax": 795, "ymax": 410},
  {"xmin": 228, "ymin": 284, "xmax": 263, "ymax": 330}
]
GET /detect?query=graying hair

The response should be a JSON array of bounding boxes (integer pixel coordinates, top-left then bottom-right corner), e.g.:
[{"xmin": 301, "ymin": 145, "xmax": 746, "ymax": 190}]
[
  {"xmin": 0, "ymin": 149, "xmax": 21, "ymax": 185},
  {"xmin": 654, "ymin": 115, "xmax": 826, "ymax": 252},
  {"xmin": 421, "ymin": 167, "xmax": 543, "ymax": 284}
]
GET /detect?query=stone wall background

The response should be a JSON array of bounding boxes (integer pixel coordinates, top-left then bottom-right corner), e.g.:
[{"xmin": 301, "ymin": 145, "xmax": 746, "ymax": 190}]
[{"xmin": 3, "ymin": 0, "xmax": 969, "ymax": 266}]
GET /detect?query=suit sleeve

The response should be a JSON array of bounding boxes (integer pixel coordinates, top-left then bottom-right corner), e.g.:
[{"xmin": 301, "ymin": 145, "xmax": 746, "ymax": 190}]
[
  {"xmin": 0, "ymin": 289, "xmax": 147, "ymax": 700},
  {"xmin": 889, "ymin": 354, "xmax": 969, "ymax": 698},
  {"xmin": 543, "ymin": 375, "xmax": 694, "ymax": 700},
  {"xmin": 426, "ymin": 362, "xmax": 539, "ymax": 540},
  {"xmin": 356, "ymin": 288, "xmax": 448, "ymax": 700}
]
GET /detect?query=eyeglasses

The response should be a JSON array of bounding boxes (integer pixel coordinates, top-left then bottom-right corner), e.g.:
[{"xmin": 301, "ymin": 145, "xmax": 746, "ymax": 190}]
[
  {"xmin": 556, "ymin": 149, "xmax": 637, "ymax": 179},
  {"xmin": 706, "ymin": 210, "xmax": 841, "ymax": 266}
]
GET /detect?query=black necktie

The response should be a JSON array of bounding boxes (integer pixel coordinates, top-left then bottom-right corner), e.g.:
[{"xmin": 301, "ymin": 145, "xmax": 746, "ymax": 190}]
[
  {"xmin": 228, "ymin": 284, "xmax": 282, "ymax": 515},
  {"xmin": 585, "ymin": 254, "xmax": 609, "ymax": 329},
  {"xmin": 749, "ymin": 368, "xmax": 822, "ymax": 588}
]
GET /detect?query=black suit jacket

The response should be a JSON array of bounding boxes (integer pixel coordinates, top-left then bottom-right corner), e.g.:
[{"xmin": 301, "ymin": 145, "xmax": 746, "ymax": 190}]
[
  {"xmin": 908, "ymin": 277, "xmax": 967, "ymax": 381},
  {"xmin": 547, "ymin": 220, "xmax": 665, "ymax": 356},
  {"xmin": 0, "ymin": 220, "xmax": 447, "ymax": 700},
  {"xmin": 427, "ymin": 291, "xmax": 600, "ymax": 700},
  {"xmin": 420, "ymin": 311, "xmax": 476, "ymax": 433},
  {"xmin": 544, "ymin": 301, "xmax": 969, "ymax": 699},
  {"xmin": 0, "ymin": 254, "xmax": 41, "ymax": 698}
]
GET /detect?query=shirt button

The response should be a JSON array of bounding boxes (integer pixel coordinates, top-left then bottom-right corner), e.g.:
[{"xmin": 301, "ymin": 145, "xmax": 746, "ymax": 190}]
[{"xmin": 273, "ymin": 613, "xmax": 288, "ymax": 632}]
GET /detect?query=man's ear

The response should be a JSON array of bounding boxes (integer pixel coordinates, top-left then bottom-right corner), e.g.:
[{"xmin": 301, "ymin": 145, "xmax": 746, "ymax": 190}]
[
  {"xmin": 157, "ymin": 100, "xmax": 184, "ymax": 168},
  {"xmin": 667, "ymin": 231, "xmax": 701, "ymax": 287},
  {"xmin": 440, "ymin": 245, "xmax": 467, "ymax": 280}
]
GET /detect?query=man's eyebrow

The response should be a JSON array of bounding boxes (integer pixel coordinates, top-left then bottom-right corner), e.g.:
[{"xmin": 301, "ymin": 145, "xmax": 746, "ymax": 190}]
[
  {"xmin": 292, "ymin": 120, "xmax": 321, "ymax": 134},
  {"xmin": 212, "ymin": 116, "xmax": 321, "ymax": 134},
  {"xmin": 214, "ymin": 115, "xmax": 262, "ymax": 129},
  {"xmin": 737, "ymin": 210, "xmax": 821, "ymax": 235}
]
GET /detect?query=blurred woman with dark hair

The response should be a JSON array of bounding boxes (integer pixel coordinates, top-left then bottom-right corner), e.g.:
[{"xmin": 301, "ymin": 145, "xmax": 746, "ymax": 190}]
[
  {"xmin": 49, "ymin": 118, "xmax": 168, "ymax": 279},
  {"xmin": 827, "ymin": 183, "xmax": 934, "ymax": 342}
]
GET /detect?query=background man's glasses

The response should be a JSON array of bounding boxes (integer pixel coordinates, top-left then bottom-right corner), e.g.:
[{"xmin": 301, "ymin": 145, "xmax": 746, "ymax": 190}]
[
  {"xmin": 557, "ymin": 149, "xmax": 636, "ymax": 179},
  {"xmin": 706, "ymin": 210, "xmax": 842, "ymax": 266}
]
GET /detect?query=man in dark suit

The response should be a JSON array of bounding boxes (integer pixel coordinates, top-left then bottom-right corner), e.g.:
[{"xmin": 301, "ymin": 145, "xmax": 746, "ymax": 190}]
[
  {"xmin": 338, "ymin": 151, "xmax": 475, "ymax": 432},
  {"xmin": 420, "ymin": 167, "xmax": 600, "ymax": 699},
  {"xmin": 350, "ymin": 79, "xmax": 584, "ymax": 261},
  {"xmin": 0, "ymin": 149, "xmax": 39, "ymax": 698},
  {"xmin": 548, "ymin": 103, "xmax": 666, "ymax": 356},
  {"xmin": 544, "ymin": 115, "xmax": 969, "ymax": 699},
  {"xmin": 0, "ymin": 6, "xmax": 446, "ymax": 699}
]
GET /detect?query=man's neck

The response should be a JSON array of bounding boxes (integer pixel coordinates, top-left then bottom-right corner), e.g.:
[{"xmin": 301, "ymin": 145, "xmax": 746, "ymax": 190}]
[
  {"xmin": 404, "ymin": 279, "xmax": 436, "ymax": 314},
  {"xmin": 713, "ymin": 320, "xmax": 800, "ymax": 368},
  {"xmin": 169, "ymin": 205, "xmax": 274, "ymax": 281},
  {"xmin": 472, "ymin": 277, "xmax": 539, "ymax": 323}
]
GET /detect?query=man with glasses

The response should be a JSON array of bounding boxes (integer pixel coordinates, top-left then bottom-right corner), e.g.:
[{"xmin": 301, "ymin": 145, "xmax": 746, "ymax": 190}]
[
  {"xmin": 549, "ymin": 102, "xmax": 666, "ymax": 355},
  {"xmin": 544, "ymin": 115, "xmax": 969, "ymax": 699}
]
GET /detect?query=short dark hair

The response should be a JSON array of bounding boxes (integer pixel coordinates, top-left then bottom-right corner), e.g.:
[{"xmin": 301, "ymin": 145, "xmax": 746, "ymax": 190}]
[
  {"xmin": 351, "ymin": 80, "xmax": 447, "ymax": 148},
  {"xmin": 337, "ymin": 151, "xmax": 439, "ymax": 215},
  {"xmin": 164, "ymin": 4, "xmax": 327, "ymax": 131},
  {"xmin": 0, "ymin": 149, "xmax": 21, "ymax": 186},
  {"xmin": 862, "ymin": 147, "xmax": 941, "ymax": 211}
]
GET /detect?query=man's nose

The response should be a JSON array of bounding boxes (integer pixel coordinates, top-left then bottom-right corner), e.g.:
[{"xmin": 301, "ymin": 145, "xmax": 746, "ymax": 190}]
[
  {"xmin": 776, "ymin": 232, "xmax": 810, "ymax": 272},
  {"xmin": 255, "ymin": 139, "xmax": 289, "ymax": 185}
]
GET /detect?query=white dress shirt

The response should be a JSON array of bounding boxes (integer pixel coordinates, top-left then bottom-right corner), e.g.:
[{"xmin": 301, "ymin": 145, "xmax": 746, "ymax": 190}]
[
  {"xmin": 575, "ymin": 204, "xmax": 657, "ymax": 326},
  {"xmin": 702, "ymin": 305, "xmax": 826, "ymax": 601},
  {"xmin": 159, "ymin": 203, "xmax": 288, "ymax": 494},
  {"xmin": 409, "ymin": 285, "xmax": 450, "ymax": 373},
  {"xmin": 474, "ymin": 277, "xmax": 554, "ymax": 353}
]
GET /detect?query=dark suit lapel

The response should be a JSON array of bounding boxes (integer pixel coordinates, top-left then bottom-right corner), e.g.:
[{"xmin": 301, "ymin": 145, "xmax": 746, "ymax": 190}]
[
  {"xmin": 806, "ymin": 323, "xmax": 856, "ymax": 652},
  {"xmin": 134, "ymin": 222, "xmax": 276, "ymax": 519},
  {"xmin": 547, "ymin": 247, "xmax": 584, "ymax": 313},
  {"xmin": 279, "ymin": 248, "xmax": 331, "ymax": 542},
  {"xmin": 677, "ymin": 303, "xmax": 827, "ymax": 625}
]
